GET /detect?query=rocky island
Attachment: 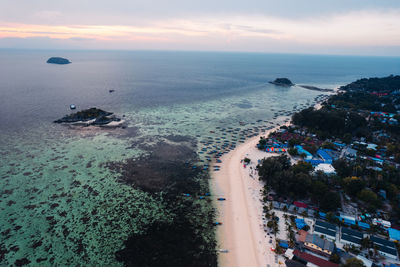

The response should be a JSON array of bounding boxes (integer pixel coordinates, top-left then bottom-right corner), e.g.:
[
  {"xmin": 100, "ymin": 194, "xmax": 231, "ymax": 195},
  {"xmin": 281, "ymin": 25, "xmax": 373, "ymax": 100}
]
[
  {"xmin": 269, "ymin": 78, "xmax": 294, "ymax": 87},
  {"xmin": 47, "ymin": 57, "xmax": 71, "ymax": 65},
  {"xmin": 54, "ymin": 108, "xmax": 125, "ymax": 127}
]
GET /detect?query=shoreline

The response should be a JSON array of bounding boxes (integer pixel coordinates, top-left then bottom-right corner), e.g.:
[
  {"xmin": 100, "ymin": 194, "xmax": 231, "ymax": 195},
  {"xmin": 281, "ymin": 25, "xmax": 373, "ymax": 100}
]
[
  {"xmin": 211, "ymin": 99, "xmax": 329, "ymax": 267},
  {"xmin": 211, "ymin": 118, "xmax": 290, "ymax": 267}
]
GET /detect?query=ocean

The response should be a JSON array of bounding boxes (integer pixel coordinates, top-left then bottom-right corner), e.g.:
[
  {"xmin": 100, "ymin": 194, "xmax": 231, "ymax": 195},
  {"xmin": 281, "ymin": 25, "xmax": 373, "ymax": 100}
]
[{"xmin": 0, "ymin": 50, "xmax": 399, "ymax": 266}]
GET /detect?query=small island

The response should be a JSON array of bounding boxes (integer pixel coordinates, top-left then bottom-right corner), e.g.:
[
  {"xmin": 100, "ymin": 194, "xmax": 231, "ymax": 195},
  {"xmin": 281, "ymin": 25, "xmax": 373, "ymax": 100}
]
[
  {"xmin": 47, "ymin": 57, "xmax": 71, "ymax": 65},
  {"xmin": 54, "ymin": 107, "xmax": 125, "ymax": 127},
  {"xmin": 269, "ymin": 78, "xmax": 294, "ymax": 87}
]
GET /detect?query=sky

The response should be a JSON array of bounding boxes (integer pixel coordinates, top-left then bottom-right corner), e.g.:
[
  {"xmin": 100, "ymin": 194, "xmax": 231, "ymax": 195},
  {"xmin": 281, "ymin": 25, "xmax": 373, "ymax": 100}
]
[{"xmin": 1, "ymin": 0, "xmax": 400, "ymax": 56}]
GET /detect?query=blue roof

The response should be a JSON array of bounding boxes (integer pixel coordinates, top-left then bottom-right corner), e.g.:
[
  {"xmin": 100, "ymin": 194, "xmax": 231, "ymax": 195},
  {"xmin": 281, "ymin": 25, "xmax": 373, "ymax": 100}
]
[
  {"xmin": 295, "ymin": 145, "xmax": 313, "ymax": 158},
  {"xmin": 319, "ymin": 212, "xmax": 326, "ymax": 218},
  {"xmin": 295, "ymin": 218, "xmax": 306, "ymax": 229},
  {"xmin": 279, "ymin": 241, "xmax": 289, "ymax": 248},
  {"xmin": 333, "ymin": 142, "xmax": 346, "ymax": 147},
  {"xmin": 305, "ymin": 159, "xmax": 325, "ymax": 166},
  {"xmin": 357, "ymin": 221, "xmax": 370, "ymax": 229},
  {"xmin": 343, "ymin": 218, "xmax": 356, "ymax": 225},
  {"xmin": 317, "ymin": 149, "xmax": 333, "ymax": 163},
  {"xmin": 388, "ymin": 228, "xmax": 400, "ymax": 241}
]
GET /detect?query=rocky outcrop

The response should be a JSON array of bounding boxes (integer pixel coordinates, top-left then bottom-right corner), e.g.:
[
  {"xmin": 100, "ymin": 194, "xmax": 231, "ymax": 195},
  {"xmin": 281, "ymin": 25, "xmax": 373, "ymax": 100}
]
[
  {"xmin": 54, "ymin": 108, "xmax": 125, "ymax": 127},
  {"xmin": 269, "ymin": 78, "xmax": 294, "ymax": 87},
  {"xmin": 47, "ymin": 57, "xmax": 71, "ymax": 65}
]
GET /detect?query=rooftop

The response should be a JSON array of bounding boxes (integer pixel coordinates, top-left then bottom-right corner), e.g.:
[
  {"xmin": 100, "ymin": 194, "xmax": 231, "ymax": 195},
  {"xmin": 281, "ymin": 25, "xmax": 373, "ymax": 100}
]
[
  {"xmin": 293, "ymin": 250, "xmax": 339, "ymax": 267},
  {"xmin": 341, "ymin": 227, "xmax": 363, "ymax": 239},
  {"xmin": 314, "ymin": 226, "xmax": 336, "ymax": 237},
  {"xmin": 315, "ymin": 220, "xmax": 336, "ymax": 231}
]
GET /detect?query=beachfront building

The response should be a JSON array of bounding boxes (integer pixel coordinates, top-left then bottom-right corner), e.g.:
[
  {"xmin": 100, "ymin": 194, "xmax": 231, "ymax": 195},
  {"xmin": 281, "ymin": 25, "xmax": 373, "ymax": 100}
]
[
  {"xmin": 340, "ymin": 228, "xmax": 363, "ymax": 247},
  {"xmin": 314, "ymin": 220, "xmax": 336, "ymax": 241},
  {"xmin": 293, "ymin": 250, "xmax": 339, "ymax": 267},
  {"xmin": 370, "ymin": 235, "xmax": 398, "ymax": 259},
  {"xmin": 304, "ymin": 234, "xmax": 335, "ymax": 256}
]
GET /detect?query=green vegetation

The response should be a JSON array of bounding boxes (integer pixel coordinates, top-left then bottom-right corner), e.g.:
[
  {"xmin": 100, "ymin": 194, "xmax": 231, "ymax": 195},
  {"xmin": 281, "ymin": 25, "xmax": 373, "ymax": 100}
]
[
  {"xmin": 257, "ymin": 155, "xmax": 341, "ymax": 211},
  {"xmin": 342, "ymin": 257, "xmax": 365, "ymax": 267},
  {"xmin": 292, "ymin": 107, "xmax": 367, "ymax": 139}
]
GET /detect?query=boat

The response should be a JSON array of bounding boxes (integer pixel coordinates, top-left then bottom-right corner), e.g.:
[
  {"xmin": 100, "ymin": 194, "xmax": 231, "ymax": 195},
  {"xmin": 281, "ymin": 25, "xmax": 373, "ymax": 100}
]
[
  {"xmin": 70, "ymin": 104, "xmax": 76, "ymax": 110},
  {"xmin": 109, "ymin": 89, "xmax": 115, "ymax": 93}
]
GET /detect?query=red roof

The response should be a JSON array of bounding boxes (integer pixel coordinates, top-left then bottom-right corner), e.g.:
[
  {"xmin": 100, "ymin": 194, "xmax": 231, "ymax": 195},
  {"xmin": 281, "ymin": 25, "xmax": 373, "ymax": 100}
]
[
  {"xmin": 294, "ymin": 201, "xmax": 308, "ymax": 208},
  {"xmin": 293, "ymin": 250, "xmax": 338, "ymax": 267}
]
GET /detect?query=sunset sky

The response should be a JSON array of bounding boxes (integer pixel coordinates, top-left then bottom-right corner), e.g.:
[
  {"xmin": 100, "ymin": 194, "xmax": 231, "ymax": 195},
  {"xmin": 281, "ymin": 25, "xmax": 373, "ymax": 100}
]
[{"xmin": 1, "ymin": 0, "xmax": 400, "ymax": 55}]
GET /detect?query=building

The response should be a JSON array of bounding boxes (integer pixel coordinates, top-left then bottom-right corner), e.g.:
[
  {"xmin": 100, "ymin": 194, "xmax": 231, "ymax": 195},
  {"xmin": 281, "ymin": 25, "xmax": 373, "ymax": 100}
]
[
  {"xmin": 314, "ymin": 163, "xmax": 336, "ymax": 174},
  {"xmin": 372, "ymin": 218, "xmax": 391, "ymax": 228},
  {"xmin": 341, "ymin": 227, "xmax": 363, "ymax": 247},
  {"xmin": 295, "ymin": 218, "xmax": 307, "ymax": 230},
  {"xmin": 297, "ymin": 230, "xmax": 308, "ymax": 243},
  {"xmin": 370, "ymin": 235, "xmax": 398, "ymax": 259},
  {"xmin": 293, "ymin": 250, "xmax": 339, "ymax": 267},
  {"xmin": 342, "ymin": 147, "xmax": 357, "ymax": 159},
  {"xmin": 317, "ymin": 149, "xmax": 333, "ymax": 164},
  {"xmin": 388, "ymin": 228, "xmax": 400, "ymax": 242},
  {"xmin": 304, "ymin": 234, "xmax": 335, "ymax": 256},
  {"xmin": 294, "ymin": 201, "xmax": 308, "ymax": 209},
  {"xmin": 357, "ymin": 221, "xmax": 370, "ymax": 230},
  {"xmin": 295, "ymin": 145, "xmax": 313, "ymax": 160},
  {"xmin": 339, "ymin": 214, "xmax": 356, "ymax": 226},
  {"xmin": 307, "ymin": 209, "xmax": 315, "ymax": 217},
  {"xmin": 288, "ymin": 204, "xmax": 296, "ymax": 213},
  {"xmin": 314, "ymin": 220, "xmax": 336, "ymax": 241}
]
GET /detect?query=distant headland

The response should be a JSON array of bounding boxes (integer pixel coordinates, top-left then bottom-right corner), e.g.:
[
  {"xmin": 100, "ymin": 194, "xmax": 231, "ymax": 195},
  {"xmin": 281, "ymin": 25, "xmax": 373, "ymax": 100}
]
[{"xmin": 47, "ymin": 57, "xmax": 71, "ymax": 65}]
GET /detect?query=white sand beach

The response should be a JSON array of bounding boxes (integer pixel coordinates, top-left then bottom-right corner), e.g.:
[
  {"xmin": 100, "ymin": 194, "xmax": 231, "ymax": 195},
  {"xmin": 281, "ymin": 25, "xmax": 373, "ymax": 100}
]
[{"xmin": 211, "ymin": 121, "xmax": 290, "ymax": 267}]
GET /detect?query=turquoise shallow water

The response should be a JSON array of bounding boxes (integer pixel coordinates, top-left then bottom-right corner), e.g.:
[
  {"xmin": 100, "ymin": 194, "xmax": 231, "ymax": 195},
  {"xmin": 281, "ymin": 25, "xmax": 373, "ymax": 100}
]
[{"xmin": 1, "ymin": 50, "xmax": 399, "ymax": 265}]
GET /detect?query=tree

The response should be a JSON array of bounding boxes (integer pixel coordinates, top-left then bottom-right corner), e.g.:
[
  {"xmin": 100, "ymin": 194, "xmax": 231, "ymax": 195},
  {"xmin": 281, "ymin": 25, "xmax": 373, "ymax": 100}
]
[
  {"xmin": 343, "ymin": 176, "xmax": 365, "ymax": 197},
  {"xmin": 288, "ymin": 147, "xmax": 298, "ymax": 156},
  {"xmin": 342, "ymin": 257, "xmax": 366, "ymax": 267},
  {"xmin": 283, "ymin": 205, "xmax": 288, "ymax": 213},
  {"xmin": 357, "ymin": 189, "xmax": 379, "ymax": 208},
  {"xmin": 360, "ymin": 237, "xmax": 371, "ymax": 249},
  {"xmin": 329, "ymin": 253, "xmax": 340, "ymax": 264},
  {"xmin": 244, "ymin": 157, "xmax": 251, "ymax": 164},
  {"xmin": 292, "ymin": 161, "xmax": 313, "ymax": 174},
  {"xmin": 320, "ymin": 191, "xmax": 341, "ymax": 212},
  {"xmin": 267, "ymin": 220, "xmax": 274, "ymax": 228},
  {"xmin": 258, "ymin": 137, "xmax": 267, "ymax": 149}
]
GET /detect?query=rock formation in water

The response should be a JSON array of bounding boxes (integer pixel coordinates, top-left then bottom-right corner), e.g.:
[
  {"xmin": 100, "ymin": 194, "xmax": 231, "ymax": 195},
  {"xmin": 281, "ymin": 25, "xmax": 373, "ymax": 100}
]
[
  {"xmin": 269, "ymin": 78, "xmax": 294, "ymax": 87},
  {"xmin": 54, "ymin": 107, "xmax": 124, "ymax": 127},
  {"xmin": 47, "ymin": 57, "xmax": 71, "ymax": 65}
]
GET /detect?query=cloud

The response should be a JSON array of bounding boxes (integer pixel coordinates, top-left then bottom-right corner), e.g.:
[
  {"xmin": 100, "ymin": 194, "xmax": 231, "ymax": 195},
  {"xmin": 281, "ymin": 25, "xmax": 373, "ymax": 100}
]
[{"xmin": 0, "ymin": 8, "xmax": 399, "ymax": 55}]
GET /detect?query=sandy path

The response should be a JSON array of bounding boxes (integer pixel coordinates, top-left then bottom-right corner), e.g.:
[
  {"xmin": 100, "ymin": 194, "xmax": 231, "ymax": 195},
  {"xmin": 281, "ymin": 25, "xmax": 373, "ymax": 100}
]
[{"xmin": 211, "ymin": 122, "xmax": 288, "ymax": 267}]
